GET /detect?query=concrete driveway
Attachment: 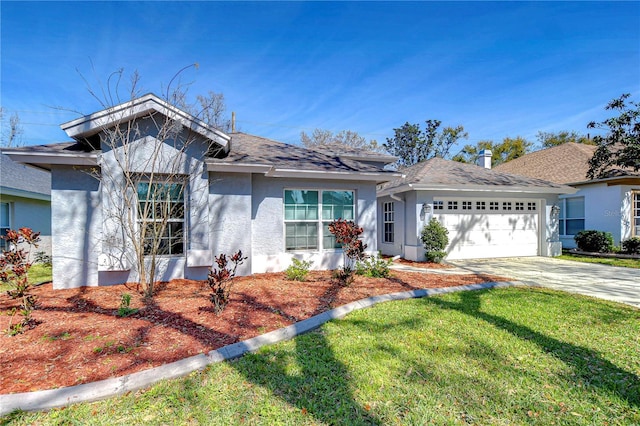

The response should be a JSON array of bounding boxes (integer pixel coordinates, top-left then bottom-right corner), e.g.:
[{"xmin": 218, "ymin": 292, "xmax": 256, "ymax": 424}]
[{"xmin": 446, "ymin": 257, "xmax": 640, "ymax": 308}]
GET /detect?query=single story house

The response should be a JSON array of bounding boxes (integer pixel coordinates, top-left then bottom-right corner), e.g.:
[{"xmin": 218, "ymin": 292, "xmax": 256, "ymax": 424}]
[
  {"xmin": 2, "ymin": 94, "xmax": 398, "ymax": 289},
  {"xmin": 377, "ymin": 153, "xmax": 576, "ymax": 261},
  {"xmin": 0, "ymin": 153, "xmax": 51, "ymax": 255},
  {"xmin": 494, "ymin": 143, "xmax": 640, "ymax": 248}
]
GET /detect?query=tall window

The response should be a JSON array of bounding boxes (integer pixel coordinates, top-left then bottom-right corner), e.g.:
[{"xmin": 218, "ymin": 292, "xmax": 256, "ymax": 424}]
[
  {"xmin": 137, "ymin": 181, "xmax": 185, "ymax": 255},
  {"xmin": 633, "ymin": 192, "xmax": 640, "ymax": 237},
  {"xmin": 383, "ymin": 202, "xmax": 394, "ymax": 243},
  {"xmin": 559, "ymin": 197, "xmax": 585, "ymax": 236},
  {"xmin": 0, "ymin": 202, "xmax": 9, "ymax": 250},
  {"xmin": 284, "ymin": 189, "xmax": 354, "ymax": 251}
]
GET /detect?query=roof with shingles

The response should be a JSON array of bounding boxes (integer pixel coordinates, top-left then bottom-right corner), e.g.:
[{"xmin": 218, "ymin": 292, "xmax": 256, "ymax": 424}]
[
  {"xmin": 493, "ymin": 143, "xmax": 597, "ymax": 184},
  {"xmin": 379, "ymin": 157, "xmax": 573, "ymax": 194},
  {"xmin": 209, "ymin": 132, "xmax": 394, "ymax": 173},
  {"xmin": 0, "ymin": 153, "xmax": 51, "ymax": 197}
]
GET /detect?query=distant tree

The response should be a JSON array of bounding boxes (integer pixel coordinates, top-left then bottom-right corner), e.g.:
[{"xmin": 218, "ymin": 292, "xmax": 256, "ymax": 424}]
[
  {"xmin": 587, "ymin": 93, "xmax": 640, "ymax": 179},
  {"xmin": 300, "ymin": 128, "xmax": 380, "ymax": 151},
  {"xmin": 536, "ymin": 130, "xmax": 592, "ymax": 148},
  {"xmin": 383, "ymin": 119, "xmax": 468, "ymax": 167},
  {"xmin": 196, "ymin": 91, "xmax": 232, "ymax": 133},
  {"xmin": 0, "ymin": 107, "xmax": 24, "ymax": 147},
  {"xmin": 452, "ymin": 136, "xmax": 532, "ymax": 166}
]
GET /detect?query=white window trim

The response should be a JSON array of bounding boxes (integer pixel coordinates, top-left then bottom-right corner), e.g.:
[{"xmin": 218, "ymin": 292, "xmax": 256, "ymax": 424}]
[
  {"xmin": 383, "ymin": 201, "xmax": 394, "ymax": 243},
  {"xmin": 559, "ymin": 196, "xmax": 585, "ymax": 237},
  {"xmin": 0, "ymin": 202, "xmax": 11, "ymax": 251},
  {"xmin": 136, "ymin": 179, "xmax": 187, "ymax": 257},
  {"xmin": 283, "ymin": 189, "xmax": 356, "ymax": 252},
  {"xmin": 632, "ymin": 191, "xmax": 640, "ymax": 237}
]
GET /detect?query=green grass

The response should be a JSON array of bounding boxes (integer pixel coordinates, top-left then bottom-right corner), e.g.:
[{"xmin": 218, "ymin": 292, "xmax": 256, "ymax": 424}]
[
  {"xmin": 0, "ymin": 263, "xmax": 52, "ymax": 292},
  {"xmin": 559, "ymin": 253, "xmax": 640, "ymax": 269},
  {"xmin": 3, "ymin": 287, "xmax": 639, "ymax": 425}
]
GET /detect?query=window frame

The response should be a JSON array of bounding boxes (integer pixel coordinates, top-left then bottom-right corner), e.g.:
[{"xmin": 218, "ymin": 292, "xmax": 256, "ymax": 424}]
[
  {"xmin": 0, "ymin": 202, "xmax": 10, "ymax": 251},
  {"xmin": 283, "ymin": 189, "xmax": 356, "ymax": 252},
  {"xmin": 383, "ymin": 201, "xmax": 394, "ymax": 243},
  {"xmin": 632, "ymin": 191, "xmax": 640, "ymax": 237},
  {"xmin": 558, "ymin": 196, "xmax": 585, "ymax": 237},
  {"xmin": 136, "ymin": 178, "xmax": 186, "ymax": 257}
]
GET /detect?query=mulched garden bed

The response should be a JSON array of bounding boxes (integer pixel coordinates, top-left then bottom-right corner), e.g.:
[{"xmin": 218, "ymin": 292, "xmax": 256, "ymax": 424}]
[{"xmin": 0, "ymin": 270, "xmax": 506, "ymax": 394}]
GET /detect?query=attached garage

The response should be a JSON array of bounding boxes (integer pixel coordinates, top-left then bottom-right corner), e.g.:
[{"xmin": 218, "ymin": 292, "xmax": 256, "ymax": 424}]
[
  {"xmin": 377, "ymin": 157, "xmax": 576, "ymax": 262},
  {"xmin": 432, "ymin": 197, "xmax": 540, "ymax": 259}
]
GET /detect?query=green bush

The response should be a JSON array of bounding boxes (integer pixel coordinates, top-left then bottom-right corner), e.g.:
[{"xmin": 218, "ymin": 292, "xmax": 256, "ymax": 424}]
[
  {"xmin": 284, "ymin": 258, "xmax": 312, "ymax": 281},
  {"xmin": 574, "ymin": 230, "xmax": 614, "ymax": 253},
  {"xmin": 356, "ymin": 253, "xmax": 392, "ymax": 278},
  {"xmin": 621, "ymin": 237, "xmax": 640, "ymax": 254},
  {"xmin": 421, "ymin": 218, "xmax": 449, "ymax": 263}
]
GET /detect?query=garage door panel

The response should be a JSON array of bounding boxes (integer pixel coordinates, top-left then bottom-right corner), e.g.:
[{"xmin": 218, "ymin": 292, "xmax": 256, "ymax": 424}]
[{"xmin": 432, "ymin": 202, "xmax": 540, "ymax": 260}]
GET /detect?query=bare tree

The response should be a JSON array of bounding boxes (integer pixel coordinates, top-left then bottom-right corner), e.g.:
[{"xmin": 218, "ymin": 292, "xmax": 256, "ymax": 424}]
[
  {"xmin": 300, "ymin": 128, "xmax": 381, "ymax": 152},
  {"xmin": 0, "ymin": 107, "xmax": 24, "ymax": 147},
  {"xmin": 80, "ymin": 66, "xmax": 229, "ymax": 297}
]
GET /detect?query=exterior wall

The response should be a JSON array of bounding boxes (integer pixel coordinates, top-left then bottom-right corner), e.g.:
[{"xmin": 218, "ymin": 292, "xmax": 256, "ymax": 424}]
[
  {"xmin": 385, "ymin": 190, "xmax": 561, "ymax": 261},
  {"xmin": 249, "ymin": 175, "xmax": 378, "ymax": 273},
  {"xmin": 209, "ymin": 172, "xmax": 253, "ymax": 276},
  {"xmin": 0, "ymin": 195, "xmax": 52, "ymax": 257},
  {"xmin": 561, "ymin": 183, "xmax": 639, "ymax": 248},
  {"xmin": 51, "ymin": 166, "xmax": 103, "ymax": 289}
]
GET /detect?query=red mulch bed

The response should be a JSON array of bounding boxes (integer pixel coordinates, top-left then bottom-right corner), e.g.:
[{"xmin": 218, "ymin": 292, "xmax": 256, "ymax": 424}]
[{"xmin": 0, "ymin": 270, "xmax": 506, "ymax": 394}]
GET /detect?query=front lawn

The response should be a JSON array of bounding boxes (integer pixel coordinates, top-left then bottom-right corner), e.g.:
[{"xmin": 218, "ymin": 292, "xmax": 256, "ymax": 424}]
[
  {"xmin": 559, "ymin": 253, "xmax": 640, "ymax": 269},
  {"xmin": 0, "ymin": 263, "xmax": 52, "ymax": 292},
  {"xmin": 4, "ymin": 287, "xmax": 639, "ymax": 425}
]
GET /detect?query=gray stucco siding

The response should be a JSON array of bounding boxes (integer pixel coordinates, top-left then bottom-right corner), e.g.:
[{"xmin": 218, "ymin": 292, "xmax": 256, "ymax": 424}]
[
  {"xmin": 51, "ymin": 166, "xmax": 102, "ymax": 288},
  {"xmin": 0, "ymin": 195, "xmax": 52, "ymax": 257},
  {"xmin": 250, "ymin": 175, "xmax": 378, "ymax": 273}
]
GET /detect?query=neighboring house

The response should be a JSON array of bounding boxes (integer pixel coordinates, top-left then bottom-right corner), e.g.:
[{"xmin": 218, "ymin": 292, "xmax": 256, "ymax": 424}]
[
  {"xmin": 494, "ymin": 143, "xmax": 640, "ymax": 248},
  {"xmin": 2, "ymin": 94, "xmax": 397, "ymax": 289},
  {"xmin": 377, "ymin": 155, "xmax": 575, "ymax": 261},
  {"xmin": 0, "ymin": 153, "xmax": 52, "ymax": 255}
]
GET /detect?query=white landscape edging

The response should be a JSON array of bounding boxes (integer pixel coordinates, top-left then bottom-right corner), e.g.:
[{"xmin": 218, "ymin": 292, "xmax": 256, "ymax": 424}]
[{"xmin": 0, "ymin": 281, "xmax": 520, "ymax": 416}]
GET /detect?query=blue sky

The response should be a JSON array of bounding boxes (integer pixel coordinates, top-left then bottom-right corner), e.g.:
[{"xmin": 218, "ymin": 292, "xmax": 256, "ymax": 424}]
[{"xmin": 1, "ymin": 1, "xmax": 639, "ymax": 153}]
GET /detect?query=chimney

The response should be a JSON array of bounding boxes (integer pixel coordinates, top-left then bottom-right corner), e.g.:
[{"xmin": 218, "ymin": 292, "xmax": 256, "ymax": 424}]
[{"xmin": 479, "ymin": 149, "xmax": 492, "ymax": 169}]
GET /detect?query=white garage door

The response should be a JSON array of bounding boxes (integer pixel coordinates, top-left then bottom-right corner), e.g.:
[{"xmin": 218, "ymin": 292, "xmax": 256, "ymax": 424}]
[{"xmin": 433, "ymin": 198, "xmax": 540, "ymax": 260}]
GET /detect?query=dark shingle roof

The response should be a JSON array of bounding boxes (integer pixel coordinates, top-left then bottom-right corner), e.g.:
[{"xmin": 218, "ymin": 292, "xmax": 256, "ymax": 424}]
[
  {"xmin": 0, "ymin": 154, "xmax": 51, "ymax": 197},
  {"xmin": 379, "ymin": 157, "xmax": 572, "ymax": 194},
  {"xmin": 209, "ymin": 132, "xmax": 392, "ymax": 173}
]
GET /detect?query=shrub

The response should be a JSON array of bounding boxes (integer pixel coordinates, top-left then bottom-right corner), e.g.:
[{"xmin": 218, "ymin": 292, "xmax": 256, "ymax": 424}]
[
  {"xmin": 0, "ymin": 228, "xmax": 41, "ymax": 335},
  {"xmin": 328, "ymin": 219, "xmax": 367, "ymax": 285},
  {"xmin": 34, "ymin": 251, "xmax": 52, "ymax": 266},
  {"xmin": 208, "ymin": 250, "xmax": 247, "ymax": 314},
  {"xmin": 117, "ymin": 293, "xmax": 138, "ymax": 317},
  {"xmin": 621, "ymin": 237, "xmax": 640, "ymax": 254},
  {"xmin": 356, "ymin": 253, "xmax": 392, "ymax": 278},
  {"xmin": 421, "ymin": 218, "xmax": 449, "ymax": 263},
  {"xmin": 285, "ymin": 258, "xmax": 312, "ymax": 281},
  {"xmin": 574, "ymin": 230, "xmax": 614, "ymax": 253}
]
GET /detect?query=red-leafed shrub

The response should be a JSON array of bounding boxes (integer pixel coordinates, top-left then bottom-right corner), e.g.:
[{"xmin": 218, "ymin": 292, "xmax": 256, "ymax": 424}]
[
  {"xmin": 328, "ymin": 219, "xmax": 367, "ymax": 285},
  {"xmin": 208, "ymin": 250, "xmax": 247, "ymax": 314}
]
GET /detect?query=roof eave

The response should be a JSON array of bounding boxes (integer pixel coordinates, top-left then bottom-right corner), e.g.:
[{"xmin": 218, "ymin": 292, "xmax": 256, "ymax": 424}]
[
  {"xmin": 0, "ymin": 187, "xmax": 51, "ymax": 202},
  {"xmin": 2, "ymin": 151, "xmax": 98, "ymax": 170},
  {"xmin": 61, "ymin": 94, "xmax": 231, "ymax": 149},
  {"xmin": 409, "ymin": 183, "xmax": 577, "ymax": 195}
]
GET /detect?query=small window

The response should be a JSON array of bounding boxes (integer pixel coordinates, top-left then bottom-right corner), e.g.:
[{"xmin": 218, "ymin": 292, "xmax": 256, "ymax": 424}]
[
  {"xmin": 476, "ymin": 201, "xmax": 486, "ymax": 210},
  {"xmin": 383, "ymin": 202, "xmax": 394, "ymax": 243},
  {"xmin": 462, "ymin": 201, "xmax": 472, "ymax": 210},
  {"xmin": 489, "ymin": 201, "xmax": 499, "ymax": 211},
  {"xmin": 433, "ymin": 200, "xmax": 444, "ymax": 210},
  {"xmin": 503, "ymin": 202, "xmax": 512, "ymax": 211},
  {"xmin": 559, "ymin": 197, "xmax": 585, "ymax": 236},
  {"xmin": 515, "ymin": 202, "xmax": 524, "ymax": 211},
  {"xmin": 633, "ymin": 192, "xmax": 640, "ymax": 237},
  {"xmin": 0, "ymin": 202, "xmax": 10, "ymax": 251},
  {"xmin": 527, "ymin": 202, "xmax": 537, "ymax": 211},
  {"xmin": 448, "ymin": 201, "xmax": 458, "ymax": 210}
]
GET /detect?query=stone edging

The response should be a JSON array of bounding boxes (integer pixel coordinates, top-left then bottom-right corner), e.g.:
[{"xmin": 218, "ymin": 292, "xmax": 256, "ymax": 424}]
[
  {"xmin": 567, "ymin": 249, "xmax": 640, "ymax": 260},
  {"xmin": 0, "ymin": 281, "xmax": 520, "ymax": 416}
]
